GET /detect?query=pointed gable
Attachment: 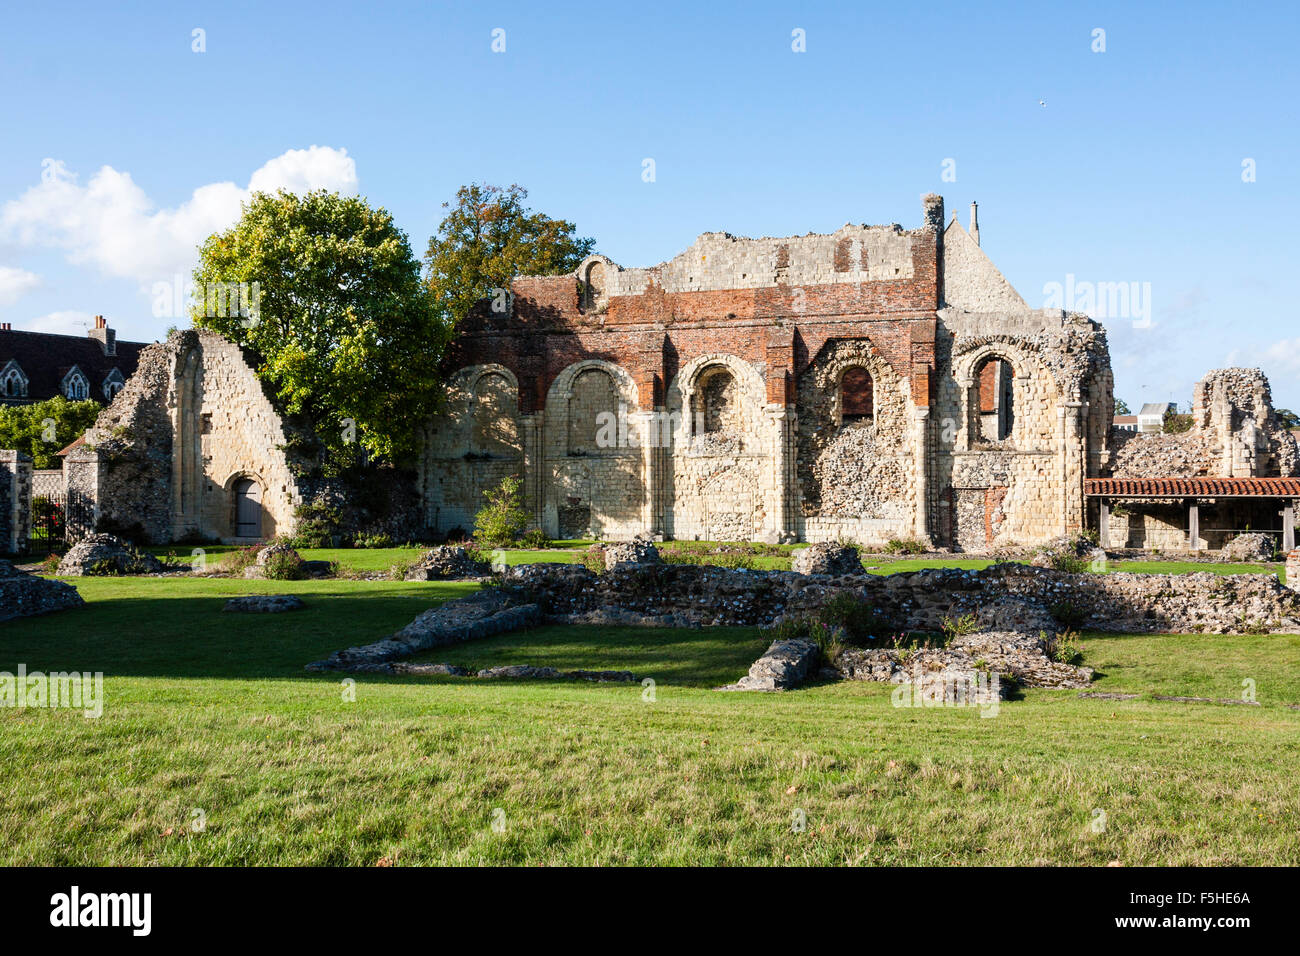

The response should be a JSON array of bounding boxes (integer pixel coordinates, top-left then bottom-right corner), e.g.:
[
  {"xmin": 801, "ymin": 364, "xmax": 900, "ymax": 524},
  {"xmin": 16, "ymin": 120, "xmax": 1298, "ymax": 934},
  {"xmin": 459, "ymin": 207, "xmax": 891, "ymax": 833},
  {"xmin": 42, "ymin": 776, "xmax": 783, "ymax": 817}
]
[{"xmin": 942, "ymin": 219, "xmax": 1029, "ymax": 313}]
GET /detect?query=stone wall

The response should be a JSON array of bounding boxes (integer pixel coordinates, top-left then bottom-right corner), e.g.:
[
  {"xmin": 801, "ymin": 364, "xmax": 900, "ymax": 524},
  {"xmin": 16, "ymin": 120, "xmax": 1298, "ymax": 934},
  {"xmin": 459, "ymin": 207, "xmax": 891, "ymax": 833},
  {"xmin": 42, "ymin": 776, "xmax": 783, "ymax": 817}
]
[
  {"xmin": 68, "ymin": 330, "xmax": 305, "ymax": 544},
  {"xmin": 506, "ymin": 561, "xmax": 1300, "ymax": 635},
  {"xmin": 420, "ymin": 195, "xmax": 1113, "ymax": 550},
  {"xmin": 0, "ymin": 450, "xmax": 32, "ymax": 554}
]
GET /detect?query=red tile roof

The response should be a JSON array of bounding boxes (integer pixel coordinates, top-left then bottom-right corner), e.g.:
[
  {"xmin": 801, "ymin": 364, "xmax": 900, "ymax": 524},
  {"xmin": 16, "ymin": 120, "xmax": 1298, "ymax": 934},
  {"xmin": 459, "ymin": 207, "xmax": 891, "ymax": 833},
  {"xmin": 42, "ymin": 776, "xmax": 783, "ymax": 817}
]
[{"xmin": 1086, "ymin": 477, "xmax": 1300, "ymax": 497}]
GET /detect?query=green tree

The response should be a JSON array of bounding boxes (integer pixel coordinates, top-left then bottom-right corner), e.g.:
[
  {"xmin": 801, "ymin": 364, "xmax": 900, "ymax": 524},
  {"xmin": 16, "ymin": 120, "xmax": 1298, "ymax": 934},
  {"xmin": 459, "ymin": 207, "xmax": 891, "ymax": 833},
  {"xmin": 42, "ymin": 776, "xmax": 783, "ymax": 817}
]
[
  {"xmin": 424, "ymin": 184, "xmax": 594, "ymax": 327},
  {"xmin": 0, "ymin": 397, "xmax": 102, "ymax": 469},
  {"xmin": 1114, "ymin": 398, "xmax": 1131, "ymax": 415},
  {"xmin": 192, "ymin": 189, "xmax": 447, "ymax": 461},
  {"xmin": 1275, "ymin": 407, "xmax": 1300, "ymax": 430},
  {"xmin": 1163, "ymin": 404, "xmax": 1194, "ymax": 434},
  {"xmin": 473, "ymin": 475, "xmax": 529, "ymax": 546}
]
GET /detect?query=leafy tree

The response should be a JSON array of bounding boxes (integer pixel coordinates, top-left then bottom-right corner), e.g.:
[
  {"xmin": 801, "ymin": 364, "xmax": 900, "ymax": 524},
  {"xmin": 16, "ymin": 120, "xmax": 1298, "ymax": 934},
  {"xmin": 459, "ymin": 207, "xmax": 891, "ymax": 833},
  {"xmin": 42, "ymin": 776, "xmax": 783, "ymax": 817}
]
[
  {"xmin": 1163, "ymin": 404, "xmax": 1194, "ymax": 434},
  {"xmin": 424, "ymin": 184, "xmax": 594, "ymax": 327},
  {"xmin": 473, "ymin": 475, "xmax": 529, "ymax": 546},
  {"xmin": 1275, "ymin": 407, "xmax": 1300, "ymax": 430},
  {"xmin": 0, "ymin": 396, "xmax": 102, "ymax": 468},
  {"xmin": 1114, "ymin": 398, "xmax": 1131, "ymax": 415},
  {"xmin": 192, "ymin": 189, "xmax": 447, "ymax": 461}
]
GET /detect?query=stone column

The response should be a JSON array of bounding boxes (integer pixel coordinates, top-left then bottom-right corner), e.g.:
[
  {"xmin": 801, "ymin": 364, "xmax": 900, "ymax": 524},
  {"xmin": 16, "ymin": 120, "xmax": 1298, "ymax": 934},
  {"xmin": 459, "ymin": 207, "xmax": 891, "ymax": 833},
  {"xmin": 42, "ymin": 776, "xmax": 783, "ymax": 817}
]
[
  {"xmin": 629, "ymin": 409, "xmax": 661, "ymax": 537},
  {"xmin": 1059, "ymin": 401, "xmax": 1087, "ymax": 535},
  {"xmin": 913, "ymin": 406, "xmax": 931, "ymax": 541},
  {"xmin": 1188, "ymin": 500, "xmax": 1200, "ymax": 551},
  {"xmin": 1098, "ymin": 498, "xmax": 1110, "ymax": 550},
  {"xmin": 1286, "ymin": 550, "xmax": 1300, "ymax": 590},
  {"xmin": 520, "ymin": 412, "xmax": 545, "ymax": 533},
  {"xmin": 0, "ymin": 450, "xmax": 32, "ymax": 554},
  {"xmin": 62, "ymin": 444, "xmax": 102, "ymax": 544},
  {"xmin": 1282, "ymin": 500, "xmax": 1296, "ymax": 554},
  {"xmin": 763, "ymin": 405, "xmax": 796, "ymax": 543}
]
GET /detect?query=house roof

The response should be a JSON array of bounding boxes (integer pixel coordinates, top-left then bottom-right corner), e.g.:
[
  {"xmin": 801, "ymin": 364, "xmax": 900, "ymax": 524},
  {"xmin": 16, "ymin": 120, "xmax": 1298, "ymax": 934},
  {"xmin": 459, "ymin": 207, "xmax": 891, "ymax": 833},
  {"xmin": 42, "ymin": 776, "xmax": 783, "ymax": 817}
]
[
  {"xmin": 55, "ymin": 433, "xmax": 87, "ymax": 456},
  {"xmin": 1138, "ymin": 402, "xmax": 1172, "ymax": 417},
  {"xmin": 1113, "ymin": 415, "xmax": 1138, "ymax": 425},
  {"xmin": 0, "ymin": 327, "xmax": 146, "ymax": 402},
  {"xmin": 1086, "ymin": 477, "xmax": 1300, "ymax": 498}
]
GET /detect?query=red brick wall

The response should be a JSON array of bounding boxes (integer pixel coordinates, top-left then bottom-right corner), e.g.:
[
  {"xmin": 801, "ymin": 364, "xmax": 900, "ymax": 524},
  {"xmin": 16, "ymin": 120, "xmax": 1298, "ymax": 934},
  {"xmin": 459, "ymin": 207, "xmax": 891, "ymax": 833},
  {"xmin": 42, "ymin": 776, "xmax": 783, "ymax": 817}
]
[{"xmin": 443, "ymin": 228, "xmax": 941, "ymax": 412}]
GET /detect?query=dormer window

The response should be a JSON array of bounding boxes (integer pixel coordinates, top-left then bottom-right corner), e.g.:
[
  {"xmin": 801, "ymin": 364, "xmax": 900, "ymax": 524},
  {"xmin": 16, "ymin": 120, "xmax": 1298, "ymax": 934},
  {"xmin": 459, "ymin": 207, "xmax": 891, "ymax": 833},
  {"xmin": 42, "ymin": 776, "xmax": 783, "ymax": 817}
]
[
  {"xmin": 62, "ymin": 367, "xmax": 90, "ymax": 401},
  {"xmin": 0, "ymin": 360, "xmax": 27, "ymax": 399},
  {"xmin": 102, "ymin": 368, "xmax": 126, "ymax": 401}
]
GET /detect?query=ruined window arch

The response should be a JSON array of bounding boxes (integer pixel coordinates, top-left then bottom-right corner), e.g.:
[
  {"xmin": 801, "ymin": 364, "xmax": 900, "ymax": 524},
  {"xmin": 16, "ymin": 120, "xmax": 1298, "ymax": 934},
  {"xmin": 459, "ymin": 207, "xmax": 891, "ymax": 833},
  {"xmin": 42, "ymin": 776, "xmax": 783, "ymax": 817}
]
[
  {"xmin": 469, "ymin": 371, "xmax": 520, "ymax": 456},
  {"xmin": 694, "ymin": 366, "xmax": 742, "ymax": 435},
  {"xmin": 839, "ymin": 366, "xmax": 875, "ymax": 424},
  {"xmin": 567, "ymin": 367, "xmax": 620, "ymax": 454},
  {"xmin": 579, "ymin": 260, "xmax": 608, "ymax": 313},
  {"xmin": 974, "ymin": 355, "xmax": 1015, "ymax": 442}
]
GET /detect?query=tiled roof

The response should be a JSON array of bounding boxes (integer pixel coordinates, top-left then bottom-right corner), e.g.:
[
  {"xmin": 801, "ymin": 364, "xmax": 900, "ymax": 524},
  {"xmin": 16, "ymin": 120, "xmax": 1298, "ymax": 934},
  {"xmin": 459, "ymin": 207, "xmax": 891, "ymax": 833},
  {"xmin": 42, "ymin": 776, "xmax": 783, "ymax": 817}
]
[
  {"xmin": 0, "ymin": 328, "xmax": 147, "ymax": 403},
  {"xmin": 1086, "ymin": 477, "xmax": 1300, "ymax": 497}
]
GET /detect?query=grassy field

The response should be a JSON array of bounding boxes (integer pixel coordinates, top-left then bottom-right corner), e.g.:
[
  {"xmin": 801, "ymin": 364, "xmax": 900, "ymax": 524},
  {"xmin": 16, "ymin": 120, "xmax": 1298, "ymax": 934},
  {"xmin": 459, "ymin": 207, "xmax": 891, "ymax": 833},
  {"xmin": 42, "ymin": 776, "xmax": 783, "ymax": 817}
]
[{"xmin": 1, "ymin": 573, "xmax": 1298, "ymax": 866}]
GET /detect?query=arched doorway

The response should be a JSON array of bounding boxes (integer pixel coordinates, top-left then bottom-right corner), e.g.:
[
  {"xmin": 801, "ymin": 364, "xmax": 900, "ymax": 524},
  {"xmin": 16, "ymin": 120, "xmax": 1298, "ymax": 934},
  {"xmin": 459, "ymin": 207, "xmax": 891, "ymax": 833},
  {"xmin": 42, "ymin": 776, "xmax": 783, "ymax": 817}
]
[{"xmin": 234, "ymin": 479, "xmax": 263, "ymax": 538}]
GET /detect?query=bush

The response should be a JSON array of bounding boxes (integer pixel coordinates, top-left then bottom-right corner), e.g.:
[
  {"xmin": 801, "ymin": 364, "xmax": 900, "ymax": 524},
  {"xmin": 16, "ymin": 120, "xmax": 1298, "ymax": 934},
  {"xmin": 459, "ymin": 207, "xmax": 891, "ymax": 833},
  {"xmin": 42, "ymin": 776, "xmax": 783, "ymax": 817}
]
[
  {"xmin": 291, "ymin": 501, "xmax": 340, "ymax": 548},
  {"xmin": 263, "ymin": 550, "xmax": 306, "ymax": 581},
  {"xmin": 1048, "ymin": 600, "xmax": 1086, "ymax": 628},
  {"xmin": 353, "ymin": 533, "xmax": 394, "ymax": 549},
  {"xmin": 580, "ymin": 544, "xmax": 606, "ymax": 574},
  {"xmin": 884, "ymin": 538, "xmax": 927, "ymax": 555},
  {"xmin": 517, "ymin": 530, "xmax": 552, "ymax": 550},
  {"xmin": 220, "ymin": 546, "xmax": 262, "ymax": 575},
  {"xmin": 940, "ymin": 613, "xmax": 979, "ymax": 641},
  {"xmin": 1044, "ymin": 630, "xmax": 1084, "ymax": 665},
  {"xmin": 473, "ymin": 476, "xmax": 529, "ymax": 547},
  {"xmin": 39, "ymin": 553, "xmax": 63, "ymax": 574}
]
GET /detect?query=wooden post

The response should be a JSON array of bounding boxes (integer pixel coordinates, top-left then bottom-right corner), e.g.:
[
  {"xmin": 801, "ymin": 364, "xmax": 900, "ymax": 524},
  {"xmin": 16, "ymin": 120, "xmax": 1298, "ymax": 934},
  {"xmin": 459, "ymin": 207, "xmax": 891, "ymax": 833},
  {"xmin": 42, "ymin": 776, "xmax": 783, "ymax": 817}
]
[
  {"xmin": 1188, "ymin": 499, "xmax": 1200, "ymax": 551},
  {"xmin": 1283, "ymin": 500, "xmax": 1296, "ymax": 554},
  {"xmin": 1098, "ymin": 498, "xmax": 1110, "ymax": 550}
]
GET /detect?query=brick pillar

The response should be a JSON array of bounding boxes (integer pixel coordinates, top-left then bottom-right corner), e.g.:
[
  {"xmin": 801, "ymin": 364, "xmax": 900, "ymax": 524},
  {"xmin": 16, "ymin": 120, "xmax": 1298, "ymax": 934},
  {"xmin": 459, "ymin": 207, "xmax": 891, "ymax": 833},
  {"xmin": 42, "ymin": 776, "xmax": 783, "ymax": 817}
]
[
  {"xmin": 1286, "ymin": 551, "xmax": 1300, "ymax": 591},
  {"xmin": 0, "ymin": 450, "xmax": 33, "ymax": 554}
]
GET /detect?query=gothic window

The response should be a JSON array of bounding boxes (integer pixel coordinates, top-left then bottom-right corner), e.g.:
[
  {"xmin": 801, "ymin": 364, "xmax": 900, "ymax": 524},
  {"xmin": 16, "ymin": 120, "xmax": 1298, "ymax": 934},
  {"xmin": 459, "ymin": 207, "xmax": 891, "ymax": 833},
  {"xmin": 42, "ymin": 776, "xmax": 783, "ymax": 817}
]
[
  {"xmin": 469, "ymin": 372, "xmax": 520, "ymax": 456},
  {"xmin": 567, "ymin": 368, "xmax": 620, "ymax": 455},
  {"xmin": 839, "ymin": 367, "xmax": 874, "ymax": 424},
  {"xmin": 1, "ymin": 364, "xmax": 26, "ymax": 398},
  {"xmin": 64, "ymin": 370, "xmax": 90, "ymax": 401},
  {"xmin": 102, "ymin": 369, "xmax": 125, "ymax": 400},
  {"xmin": 975, "ymin": 356, "xmax": 1015, "ymax": 442}
]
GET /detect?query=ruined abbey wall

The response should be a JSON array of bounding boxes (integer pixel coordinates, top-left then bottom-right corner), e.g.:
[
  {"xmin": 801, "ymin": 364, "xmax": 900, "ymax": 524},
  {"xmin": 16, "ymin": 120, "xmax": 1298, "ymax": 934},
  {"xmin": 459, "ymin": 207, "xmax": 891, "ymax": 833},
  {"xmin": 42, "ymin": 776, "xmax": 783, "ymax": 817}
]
[
  {"xmin": 67, "ymin": 330, "xmax": 303, "ymax": 544},
  {"xmin": 419, "ymin": 196, "xmax": 1115, "ymax": 549}
]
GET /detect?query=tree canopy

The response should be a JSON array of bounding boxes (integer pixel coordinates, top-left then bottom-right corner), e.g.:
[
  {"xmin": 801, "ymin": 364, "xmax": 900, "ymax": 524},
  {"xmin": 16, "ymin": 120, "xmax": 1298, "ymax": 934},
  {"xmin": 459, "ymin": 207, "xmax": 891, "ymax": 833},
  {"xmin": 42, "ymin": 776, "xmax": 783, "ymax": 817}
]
[
  {"xmin": 1114, "ymin": 398, "xmax": 1131, "ymax": 416},
  {"xmin": 192, "ymin": 190, "xmax": 447, "ymax": 462},
  {"xmin": 0, "ymin": 397, "xmax": 102, "ymax": 469},
  {"xmin": 424, "ymin": 183, "xmax": 594, "ymax": 327}
]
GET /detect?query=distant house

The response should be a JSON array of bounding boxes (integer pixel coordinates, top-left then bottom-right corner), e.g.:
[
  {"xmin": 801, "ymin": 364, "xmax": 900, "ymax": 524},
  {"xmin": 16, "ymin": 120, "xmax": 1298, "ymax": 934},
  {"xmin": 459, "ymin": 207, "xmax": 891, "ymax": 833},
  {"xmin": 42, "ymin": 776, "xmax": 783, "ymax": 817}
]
[
  {"xmin": 1136, "ymin": 402, "xmax": 1173, "ymax": 433},
  {"xmin": 0, "ymin": 316, "xmax": 147, "ymax": 406},
  {"xmin": 1113, "ymin": 414, "xmax": 1139, "ymax": 432}
]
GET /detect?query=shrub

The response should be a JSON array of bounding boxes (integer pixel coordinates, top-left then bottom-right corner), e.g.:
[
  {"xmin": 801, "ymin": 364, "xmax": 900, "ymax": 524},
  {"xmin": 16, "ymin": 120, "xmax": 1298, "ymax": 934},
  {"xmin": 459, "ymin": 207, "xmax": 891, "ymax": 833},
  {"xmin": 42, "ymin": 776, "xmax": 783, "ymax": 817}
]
[
  {"xmin": 884, "ymin": 537, "xmax": 927, "ymax": 555},
  {"xmin": 517, "ymin": 530, "xmax": 552, "ymax": 550},
  {"xmin": 1044, "ymin": 629, "xmax": 1084, "ymax": 665},
  {"xmin": 1048, "ymin": 554, "xmax": 1091, "ymax": 574},
  {"xmin": 386, "ymin": 556, "xmax": 417, "ymax": 580},
  {"xmin": 814, "ymin": 592, "xmax": 894, "ymax": 643},
  {"xmin": 39, "ymin": 553, "xmax": 63, "ymax": 574},
  {"xmin": 291, "ymin": 501, "xmax": 340, "ymax": 548},
  {"xmin": 581, "ymin": 544, "xmax": 606, "ymax": 574},
  {"xmin": 473, "ymin": 476, "xmax": 529, "ymax": 547},
  {"xmin": 263, "ymin": 550, "xmax": 306, "ymax": 581},
  {"xmin": 220, "ymin": 546, "xmax": 262, "ymax": 575},
  {"xmin": 940, "ymin": 613, "xmax": 979, "ymax": 641},
  {"xmin": 353, "ymin": 533, "xmax": 394, "ymax": 549}
]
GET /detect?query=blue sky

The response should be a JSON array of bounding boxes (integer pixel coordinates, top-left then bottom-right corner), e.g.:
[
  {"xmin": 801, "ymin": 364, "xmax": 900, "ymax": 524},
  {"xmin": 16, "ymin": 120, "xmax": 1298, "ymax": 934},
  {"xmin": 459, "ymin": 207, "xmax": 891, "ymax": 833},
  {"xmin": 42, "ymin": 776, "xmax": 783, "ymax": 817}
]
[{"xmin": 1, "ymin": 0, "xmax": 1296, "ymax": 412}]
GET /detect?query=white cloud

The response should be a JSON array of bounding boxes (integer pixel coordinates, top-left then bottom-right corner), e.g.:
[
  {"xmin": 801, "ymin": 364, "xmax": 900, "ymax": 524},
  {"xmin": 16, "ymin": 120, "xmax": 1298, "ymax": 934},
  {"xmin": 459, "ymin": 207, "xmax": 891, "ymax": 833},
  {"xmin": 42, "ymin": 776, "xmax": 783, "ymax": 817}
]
[
  {"xmin": 0, "ymin": 266, "xmax": 41, "ymax": 306},
  {"xmin": 1227, "ymin": 338, "xmax": 1300, "ymax": 378},
  {"xmin": 0, "ymin": 146, "xmax": 358, "ymax": 285},
  {"xmin": 24, "ymin": 310, "xmax": 94, "ymax": 335}
]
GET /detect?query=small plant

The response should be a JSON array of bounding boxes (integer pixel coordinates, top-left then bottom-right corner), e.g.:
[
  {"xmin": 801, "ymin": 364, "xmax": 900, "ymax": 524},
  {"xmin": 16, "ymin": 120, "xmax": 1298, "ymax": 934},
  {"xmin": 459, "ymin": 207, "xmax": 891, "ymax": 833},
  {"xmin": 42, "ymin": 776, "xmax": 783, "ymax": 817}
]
[
  {"xmin": 581, "ymin": 544, "xmax": 607, "ymax": 574},
  {"xmin": 940, "ymin": 613, "xmax": 979, "ymax": 641},
  {"xmin": 220, "ymin": 546, "xmax": 262, "ymax": 575},
  {"xmin": 39, "ymin": 552, "xmax": 63, "ymax": 574},
  {"xmin": 811, "ymin": 622, "xmax": 846, "ymax": 666},
  {"xmin": 517, "ymin": 530, "xmax": 552, "ymax": 550},
  {"xmin": 1044, "ymin": 629, "xmax": 1084, "ymax": 665},
  {"xmin": 884, "ymin": 537, "xmax": 927, "ymax": 555},
  {"xmin": 473, "ymin": 476, "xmax": 529, "ymax": 547},
  {"xmin": 386, "ymin": 556, "xmax": 417, "ymax": 580}
]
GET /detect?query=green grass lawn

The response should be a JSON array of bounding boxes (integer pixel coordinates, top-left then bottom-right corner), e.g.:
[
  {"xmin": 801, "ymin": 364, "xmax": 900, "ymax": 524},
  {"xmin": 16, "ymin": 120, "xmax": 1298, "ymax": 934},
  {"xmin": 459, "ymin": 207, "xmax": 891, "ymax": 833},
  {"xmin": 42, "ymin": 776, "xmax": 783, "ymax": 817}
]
[{"xmin": 1, "ymin": 574, "xmax": 1298, "ymax": 866}]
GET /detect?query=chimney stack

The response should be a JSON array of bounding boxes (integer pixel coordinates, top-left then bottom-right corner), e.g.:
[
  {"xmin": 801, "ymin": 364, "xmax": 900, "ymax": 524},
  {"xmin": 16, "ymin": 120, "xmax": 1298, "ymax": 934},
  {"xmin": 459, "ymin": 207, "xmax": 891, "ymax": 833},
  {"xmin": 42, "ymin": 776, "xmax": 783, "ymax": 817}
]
[
  {"xmin": 88, "ymin": 314, "xmax": 116, "ymax": 356},
  {"xmin": 0, "ymin": 323, "xmax": 10, "ymax": 332},
  {"xmin": 970, "ymin": 201, "xmax": 980, "ymax": 246}
]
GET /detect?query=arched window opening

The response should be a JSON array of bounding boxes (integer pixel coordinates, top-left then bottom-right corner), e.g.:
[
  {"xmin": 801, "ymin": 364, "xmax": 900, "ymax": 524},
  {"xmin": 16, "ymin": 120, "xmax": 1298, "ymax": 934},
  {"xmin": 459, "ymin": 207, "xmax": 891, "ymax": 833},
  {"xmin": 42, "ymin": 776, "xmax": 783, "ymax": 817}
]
[
  {"xmin": 975, "ymin": 356, "xmax": 1015, "ymax": 442},
  {"xmin": 695, "ymin": 367, "xmax": 741, "ymax": 435},
  {"xmin": 65, "ymin": 372, "xmax": 89, "ymax": 401},
  {"xmin": 839, "ymin": 367, "xmax": 874, "ymax": 424},
  {"xmin": 2, "ymin": 369, "xmax": 24, "ymax": 398},
  {"xmin": 568, "ymin": 368, "xmax": 620, "ymax": 454},
  {"xmin": 469, "ymin": 372, "xmax": 520, "ymax": 456}
]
